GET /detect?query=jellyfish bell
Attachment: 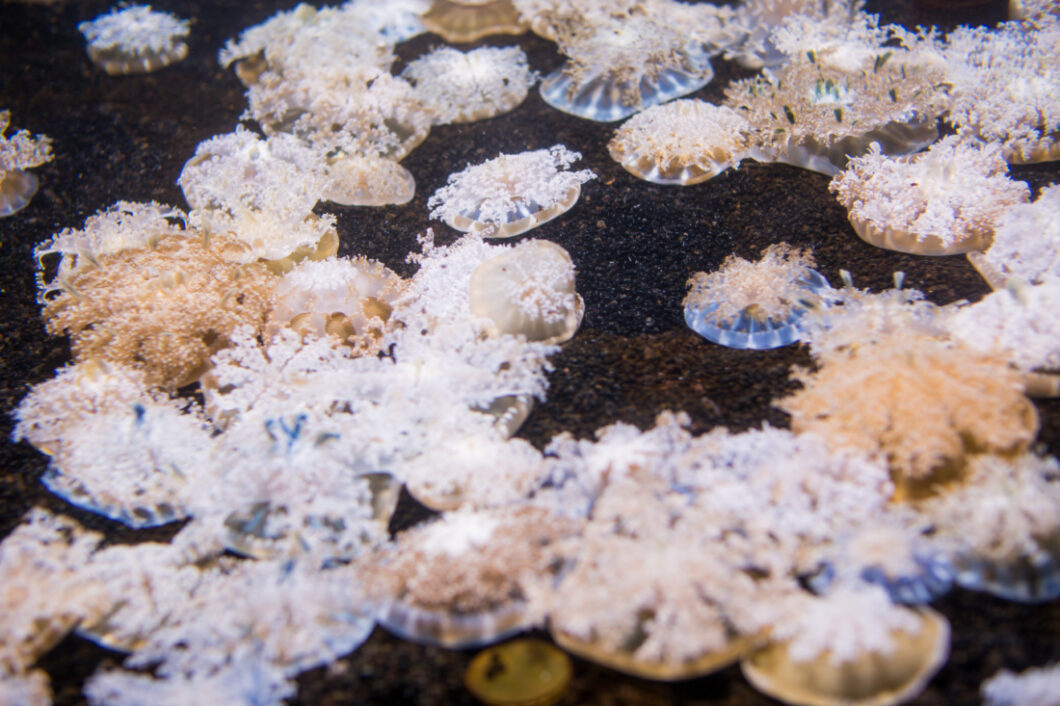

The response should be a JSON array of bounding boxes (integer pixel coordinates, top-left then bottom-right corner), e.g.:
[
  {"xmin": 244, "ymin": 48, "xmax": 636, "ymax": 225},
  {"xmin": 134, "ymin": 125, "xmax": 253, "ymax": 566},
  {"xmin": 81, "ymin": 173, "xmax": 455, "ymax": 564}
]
[
  {"xmin": 401, "ymin": 435, "xmax": 548, "ymax": 511},
  {"xmin": 683, "ymin": 244, "xmax": 830, "ymax": 350},
  {"xmin": 370, "ymin": 508, "xmax": 580, "ymax": 648},
  {"xmin": 540, "ymin": 13, "xmax": 715, "ymax": 123},
  {"xmin": 830, "ymin": 137, "xmax": 1030, "ymax": 256},
  {"xmin": 0, "ymin": 169, "xmax": 39, "ymax": 218},
  {"xmin": 468, "ymin": 239, "xmax": 584, "ymax": 345},
  {"xmin": 421, "ymin": 0, "xmax": 528, "ymax": 43},
  {"xmin": 78, "ymin": 5, "xmax": 191, "ymax": 75},
  {"xmin": 724, "ymin": 38, "xmax": 949, "ymax": 176},
  {"xmin": 807, "ymin": 523, "xmax": 955, "ymax": 605},
  {"xmin": 402, "ymin": 46, "xmax": 536, "ymax": 126},
  {"xmin": 552, "ymin": 626, "xmax": 759, "ymax": 682},
  {"xmin": 267, "ymin": 256, "xmax": 405, "ymax": 354},
  {"xmin": 464, "ymin": 639, "xmax": 572, "ymax": 706},
  {"xmin": 608, "ymin": 99, "xmax": 752, "ymax": 185},
  {"xmin": 743, "ymin": 606, "xmax": 950, "ymax": 706},
  {"xmin": 0, "ymin": 110, "xmax": 52, "ymax": 217},
  {"xmin": 321, "ymin": 153, "xmax": 415, "ymax": 207},
  {"xmin": 428, "ymin": 145, "xmax": 595, "ymax": 238},
  {"xmin": 918, "ymin": 452, "xmax": 1060, "ymax": 603}
]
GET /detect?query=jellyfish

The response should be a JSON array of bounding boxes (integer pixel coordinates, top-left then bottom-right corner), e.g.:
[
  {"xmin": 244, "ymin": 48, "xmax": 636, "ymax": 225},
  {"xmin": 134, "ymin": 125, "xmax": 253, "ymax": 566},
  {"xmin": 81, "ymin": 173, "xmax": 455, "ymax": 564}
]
[
  {"xmin": 830, "ymin": 137, "xmax": 1030, "ymax": 256},
  {"xmin": 468, "ymin": 239, "xmax": 584, "ymax": 344},
  {"xmin": 683, "ymin": 243, "xmax": 829, "ymax": 350},
  {"xmin": 0, "ymin": 110, "xmax": 52, "ymax": 218},
  {"xmin": 420, "ymin": 0, "xmax": 527, "ymax": 43},
  {"xmin": 369, "ymin": 507, "xmax": 581, "ymax": 648},
  {"xmin": 428, "ymin": 145, "xmax": 595, "ymax": 238},
  {"xmin": 540, "ymin": 11, "xmax": 714, "ymax": 122},
  {"xmin": 78, "ymin": 5, "xmax": 190, "ymax": 75},
  {"xmin": 608, "ymin": 99, "xmax": 751, "ymax": 185},
  {"xmin": 403, "ymin": 46, "xmax": 536, "ymax": 125},
  {"xmin": 742, "ymin": 587, "xmax": 950, "ymax": 706}
]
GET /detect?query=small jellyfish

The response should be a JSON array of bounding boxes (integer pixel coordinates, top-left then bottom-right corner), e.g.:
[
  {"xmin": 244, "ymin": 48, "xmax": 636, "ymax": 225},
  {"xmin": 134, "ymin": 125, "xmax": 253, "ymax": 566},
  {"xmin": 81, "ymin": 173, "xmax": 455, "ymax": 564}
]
[
  {"xmin": 966, "ymin": 184, "xmax": 1060, "ymax": 290},
  {"xmin": 464, "ymin": 639, "xmax": 572, "ymax": 706},
  {"xmin": 178, "ymin": 128, "xmax": 341, "ymax": 270},
  {"xmin": 428, "ymin": 145, "xmax": 595, "ymax": 238},
  {"xmin": 608, "ymin": 99, "xmax": 751, "ymax": 185},
  {"xmin": 0, "ymin": 110, "xmax": 53, "ymax": 218},
  {"xmin": 683, "ymin": 243, "xmax": 829, "ymax": 350},
  {"xmin": 540, "ymin": 12, "xmax": 714, "ymax": 122},
  {"xmin": 403, "ymin": 46, "xmax": 536, "ymax": 125},
  {"xmin": 947, "ymin": 535, "xmax": 1060, "ymax": 604},
  {"xmin": 725, "ymin": 0, "xmax": 864, "ymax": 70},
  {"xmin": 322, "ymin": 153, "xmax": 415, "ymax": 207},
  {"xmin": 78, "ymin": 5, "xmax": 191, "ymax": 75},
  {"xmin": 468, "ymin": 239, "xmax": 584, "ymax": 344},
  {"xmin": 421, "ymin": 0, "xmax": 528, "ymax": 43},
  {"xmin": 0, "ymin": 170, "xmax": 40, "ymax": 219}
]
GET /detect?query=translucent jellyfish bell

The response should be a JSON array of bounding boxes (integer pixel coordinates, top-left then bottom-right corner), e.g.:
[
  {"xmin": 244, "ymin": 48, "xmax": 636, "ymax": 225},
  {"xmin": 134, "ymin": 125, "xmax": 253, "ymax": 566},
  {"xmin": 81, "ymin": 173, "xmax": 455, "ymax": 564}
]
[
  {"xmin": 608, "ymin": 99, "xmax": 751, "ymax": 185},
  {"xmin": 1, "ymin": 110, "xmax": 52, "ymax": 218},
  {"xmin": 321, "ymin": 154, "xmax": 415, "ymax": 207},
  {"xmin": 428, "ymin": 145, "xmax": 595, "ymax": 238},
  {"xmin": 808, "ymin": 524, "xmax": 954, "ymax": 605},
  {"xmin": 540, "ymin": 15, "xmax": 715, "ymax": 122},
  {"xmin": 743, "ymin": 604, "xmax": 951, "ymax": 706},
  {"xmin": 947, "ymin": 536, "xmax": 1060, "ymax": 604},
  {"xmin": 683, "ymin": 244, "xmax": 830, "ymax": 350},
  {"xmin": 0, "ymin": 170, "xmax": 39, "ymax": 218},
  {"xmin": 464, "ymin": 639, "xmax": 572, "ymax": 706},
  {"xmin": 829, "ymin": 137, "xmax": 1030, "ymax": 256},
  {"xmin": 421, "ymin": 0, "xmax": 527, "ymax": 43},
  {"xmin": 403, "ymin": 46, "xmax": 536, "ymax": 126},
  {"xmin": 372, "ymin": 508, "xmax": 579, "ymax": 648},
  {"xmin": 468, "ymin": 239, "xmax": 584, "ymax": 344},
  {"xmin": 78, "ymin": 6, "xmax": 191, "ymax": 75}
]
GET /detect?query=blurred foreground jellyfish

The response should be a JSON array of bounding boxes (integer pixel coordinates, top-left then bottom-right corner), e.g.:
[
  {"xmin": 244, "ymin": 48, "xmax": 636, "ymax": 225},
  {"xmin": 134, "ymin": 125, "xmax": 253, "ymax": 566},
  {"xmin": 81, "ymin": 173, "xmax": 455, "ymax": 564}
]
[
  {"xmin": 428, "ymin": 145, "xmax": 595, "ymax": 238},
  {"xmin": 78, "ymin": 5, "xmax": 191, "ymax": 75},
  {"xmin": 367, "ymin": 507, "xmax": 582, "ymax": 648},
  {"xmin": 742, "ymin": 586, "xmax": 950, "ymax": 706},
  {"xmin": 683, "ymin": 243, "xmax": 829, "ymax": 349},
  {"xmin": 0, "ymin": 110, "xmax": 52, "ymax": 218},
  {"xmin": 465, "ymin": 639, "xmax": 572, "ymax": 706}
]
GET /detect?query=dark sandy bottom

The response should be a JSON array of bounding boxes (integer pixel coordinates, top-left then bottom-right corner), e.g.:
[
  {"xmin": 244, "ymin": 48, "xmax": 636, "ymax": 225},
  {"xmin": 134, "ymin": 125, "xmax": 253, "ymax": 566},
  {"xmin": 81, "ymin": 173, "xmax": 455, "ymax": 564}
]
[{"xmin": 2, "ymin": 1, "xmax": 1058, "ymax": 704}]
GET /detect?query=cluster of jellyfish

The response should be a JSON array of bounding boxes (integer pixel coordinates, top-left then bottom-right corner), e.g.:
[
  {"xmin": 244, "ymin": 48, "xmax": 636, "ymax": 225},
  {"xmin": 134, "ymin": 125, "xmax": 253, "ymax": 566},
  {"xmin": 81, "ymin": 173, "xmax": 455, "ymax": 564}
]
[{"xmin": 5, "ymin": 1, "xmax": 1060, "ymax": 705}]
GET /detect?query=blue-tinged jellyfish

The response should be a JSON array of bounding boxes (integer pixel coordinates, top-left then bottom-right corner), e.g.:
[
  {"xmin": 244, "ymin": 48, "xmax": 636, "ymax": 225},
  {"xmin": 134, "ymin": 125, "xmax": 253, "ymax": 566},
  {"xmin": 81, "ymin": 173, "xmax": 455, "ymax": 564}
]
[
  {"xmin": 916, "ymin": 452, "xmax": 1060, "ymax": 604},
  {"xmin": 540, "ymin": 13, "xmax": 714, "ymax": 122},
  {"xmin": 683, "ymin": 243, "xmax": 829, "ymax": 350},
  {"xmin": 807, "ymin": 522, "xmax": 954, "ymax": 605}
]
